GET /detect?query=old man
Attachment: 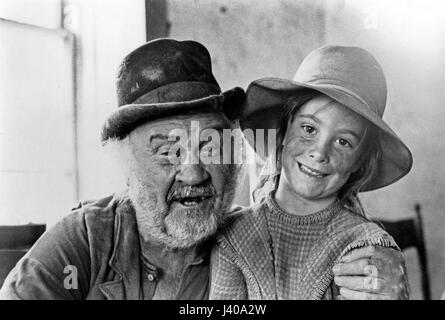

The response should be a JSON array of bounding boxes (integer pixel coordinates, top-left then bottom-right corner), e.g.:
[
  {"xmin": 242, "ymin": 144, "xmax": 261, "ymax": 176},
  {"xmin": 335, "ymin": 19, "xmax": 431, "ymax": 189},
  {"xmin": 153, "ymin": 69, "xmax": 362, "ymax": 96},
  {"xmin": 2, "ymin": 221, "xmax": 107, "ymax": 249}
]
[{"xmin": 0, "ymin": 39, "xmax": 408, "ymax": 299}]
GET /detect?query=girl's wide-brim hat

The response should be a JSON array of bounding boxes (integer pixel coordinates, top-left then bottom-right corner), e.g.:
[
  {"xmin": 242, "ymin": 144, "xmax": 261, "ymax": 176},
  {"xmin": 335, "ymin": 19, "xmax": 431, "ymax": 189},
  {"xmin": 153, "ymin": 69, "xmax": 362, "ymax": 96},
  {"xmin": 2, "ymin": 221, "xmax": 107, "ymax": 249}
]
[
  {"xmin": 241, "ymin": 45, "xmax": 413, "ymax": 191},
  {"xmin": 101, "ymin": 38, "xmax": 245, "ymax": 142}
]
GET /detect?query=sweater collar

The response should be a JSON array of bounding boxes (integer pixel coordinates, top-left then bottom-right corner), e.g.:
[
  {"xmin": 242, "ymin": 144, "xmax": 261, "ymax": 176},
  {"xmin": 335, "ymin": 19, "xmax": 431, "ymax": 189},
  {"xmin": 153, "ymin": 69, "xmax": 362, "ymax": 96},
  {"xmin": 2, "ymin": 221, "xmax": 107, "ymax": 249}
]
[{"xmin": 265, "ymin": 193, "xmax": 343, "ymax": 226}]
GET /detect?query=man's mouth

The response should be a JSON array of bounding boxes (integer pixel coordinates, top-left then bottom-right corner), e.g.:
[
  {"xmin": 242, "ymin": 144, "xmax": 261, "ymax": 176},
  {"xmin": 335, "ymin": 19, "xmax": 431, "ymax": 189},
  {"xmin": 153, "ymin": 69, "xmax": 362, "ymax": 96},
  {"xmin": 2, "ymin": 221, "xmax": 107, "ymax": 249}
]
[
  {"xmin": 298, "ymin": 162, "xmax": 328, "ymax": 179},
  {"xmin": 170, "ymin": 194, "xmax": 214, "ymax": 207}
]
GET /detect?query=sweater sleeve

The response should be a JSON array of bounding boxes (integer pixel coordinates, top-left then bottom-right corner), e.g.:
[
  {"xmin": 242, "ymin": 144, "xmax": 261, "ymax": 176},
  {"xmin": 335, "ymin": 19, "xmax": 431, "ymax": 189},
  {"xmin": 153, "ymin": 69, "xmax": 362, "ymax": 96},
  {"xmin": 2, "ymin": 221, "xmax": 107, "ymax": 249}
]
[
  {"xmin": 328, "ymin": 222, "xmax": 410, "ymax": 300},
  {"xmin": 338, "ymin": 222, "xmax": 400, "ymax": 258},
  {"xmin": 209, "ymin": 243, "xmax": 247, "ymax": 300}
]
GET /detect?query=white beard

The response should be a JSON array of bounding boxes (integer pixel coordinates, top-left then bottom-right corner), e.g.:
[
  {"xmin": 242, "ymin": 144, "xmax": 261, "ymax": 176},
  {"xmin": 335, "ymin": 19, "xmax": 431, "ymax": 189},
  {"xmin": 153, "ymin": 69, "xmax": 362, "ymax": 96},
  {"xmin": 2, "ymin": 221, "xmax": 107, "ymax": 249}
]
[{"xmin": 127, "ymin": 175, "xmax": 231, "ymax": 249}]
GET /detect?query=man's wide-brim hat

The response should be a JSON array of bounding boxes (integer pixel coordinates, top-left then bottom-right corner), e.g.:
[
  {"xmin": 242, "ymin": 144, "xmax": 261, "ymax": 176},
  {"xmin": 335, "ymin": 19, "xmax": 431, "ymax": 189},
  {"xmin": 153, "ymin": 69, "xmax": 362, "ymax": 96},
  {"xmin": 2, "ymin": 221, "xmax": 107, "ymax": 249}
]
[
  {"xmin": 101, "ymin": 38, "xmax": 245, "ymax": 141},
  {"xmin": 241, "ymin": 45, "xmax": 413, "ymax": 191}
]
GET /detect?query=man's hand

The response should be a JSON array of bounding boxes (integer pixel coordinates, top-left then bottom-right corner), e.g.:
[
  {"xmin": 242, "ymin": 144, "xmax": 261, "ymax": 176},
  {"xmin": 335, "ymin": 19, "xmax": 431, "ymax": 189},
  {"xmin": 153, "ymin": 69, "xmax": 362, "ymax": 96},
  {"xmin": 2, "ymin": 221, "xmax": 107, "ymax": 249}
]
[{"xmin": 332, "ymin": 246, "xmax": 410, "ymax": 300}]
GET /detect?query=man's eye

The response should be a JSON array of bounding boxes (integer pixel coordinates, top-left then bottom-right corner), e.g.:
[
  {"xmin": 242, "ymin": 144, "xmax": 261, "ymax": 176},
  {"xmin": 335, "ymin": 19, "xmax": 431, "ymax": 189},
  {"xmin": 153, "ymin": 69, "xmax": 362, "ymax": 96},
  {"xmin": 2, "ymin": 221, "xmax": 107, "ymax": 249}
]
[
  {"xmin": 302, "ymin": 125, "xmax": 316, "ymax": 134},
  {"xmin": 157, "ymin": 147, "xmax": 171, "ymax": 156},
  {"xmin": 202, "ymin": 145, "xmax": 219, "ymax": 160},
  {"xmin": 201, "ymin": 143, "xmax": 213, "ymax": 153},
  {"xmin": 201, "ymin": 148, "xmax": 212, "ymax": 156}
]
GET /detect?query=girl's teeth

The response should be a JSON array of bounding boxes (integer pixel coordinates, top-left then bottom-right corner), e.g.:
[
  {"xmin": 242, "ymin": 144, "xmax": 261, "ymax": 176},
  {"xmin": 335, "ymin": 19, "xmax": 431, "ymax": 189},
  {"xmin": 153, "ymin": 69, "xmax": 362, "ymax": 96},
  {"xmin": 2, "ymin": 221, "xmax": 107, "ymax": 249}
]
[{"xmin": 300, "ymin": 164, "xmax": 324, "ymax": 178}]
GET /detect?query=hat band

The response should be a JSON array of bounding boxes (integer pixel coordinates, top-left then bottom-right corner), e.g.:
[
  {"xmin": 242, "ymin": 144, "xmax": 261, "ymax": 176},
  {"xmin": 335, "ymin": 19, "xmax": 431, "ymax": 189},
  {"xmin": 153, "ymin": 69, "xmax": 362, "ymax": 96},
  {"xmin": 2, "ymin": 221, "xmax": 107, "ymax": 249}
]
[{"xmin": 132, "ymin": 81, "xmax": 221, "ymax": 105}]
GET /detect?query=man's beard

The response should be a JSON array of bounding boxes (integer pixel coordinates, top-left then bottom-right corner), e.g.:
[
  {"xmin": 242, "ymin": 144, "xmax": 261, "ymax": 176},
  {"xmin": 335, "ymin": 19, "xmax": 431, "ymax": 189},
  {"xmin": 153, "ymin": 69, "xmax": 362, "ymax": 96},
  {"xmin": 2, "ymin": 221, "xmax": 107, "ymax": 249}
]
[{"xmin": 127, "ymin": 167, "xmax": 239, "ymax": 249}]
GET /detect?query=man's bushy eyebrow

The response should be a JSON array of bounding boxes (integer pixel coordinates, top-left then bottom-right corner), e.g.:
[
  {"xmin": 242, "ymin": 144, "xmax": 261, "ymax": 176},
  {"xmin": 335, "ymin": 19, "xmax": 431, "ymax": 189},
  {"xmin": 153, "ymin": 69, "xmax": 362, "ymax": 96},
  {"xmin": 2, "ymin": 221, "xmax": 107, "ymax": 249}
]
[
  {"xmin": 149, "ymin": 133, "xmax": 169, "ymax": 143},
  {"xmin": 148, "ymin": 123, "xmax": 226, "ymax": 145},
  {"xmin": 147, "ymin": 134, "xmax": 172, "ymax": 150}
]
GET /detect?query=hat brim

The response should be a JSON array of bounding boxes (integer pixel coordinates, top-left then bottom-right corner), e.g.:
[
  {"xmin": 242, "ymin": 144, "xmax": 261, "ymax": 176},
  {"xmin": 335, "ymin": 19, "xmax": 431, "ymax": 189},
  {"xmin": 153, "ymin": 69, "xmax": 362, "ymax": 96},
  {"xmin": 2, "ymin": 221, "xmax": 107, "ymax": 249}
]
[
  {"xmin": 241, "ymin": 78, "xmax": 413, "ymax": 191},
  {"xmin": 101, "ymin": 87, "xmax": 245, "ymax": 141}
]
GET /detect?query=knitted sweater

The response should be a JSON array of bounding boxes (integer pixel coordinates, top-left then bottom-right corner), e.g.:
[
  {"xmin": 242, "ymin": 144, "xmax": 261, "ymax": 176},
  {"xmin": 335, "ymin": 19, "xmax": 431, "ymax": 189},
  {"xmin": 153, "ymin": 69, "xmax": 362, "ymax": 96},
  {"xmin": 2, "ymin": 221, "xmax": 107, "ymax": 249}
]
[{"xmin": 209, "ymin": 194, "xmax": 399, "ymax": 300}]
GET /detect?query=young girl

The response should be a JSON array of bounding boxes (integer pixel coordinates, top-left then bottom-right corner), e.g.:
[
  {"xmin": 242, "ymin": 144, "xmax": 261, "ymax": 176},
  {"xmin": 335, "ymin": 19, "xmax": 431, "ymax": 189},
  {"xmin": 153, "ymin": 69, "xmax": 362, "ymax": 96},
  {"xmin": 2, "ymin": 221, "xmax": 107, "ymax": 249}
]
[{"xmin": 210, "ymin": 45, "xmax": 413, "ymax": 299}]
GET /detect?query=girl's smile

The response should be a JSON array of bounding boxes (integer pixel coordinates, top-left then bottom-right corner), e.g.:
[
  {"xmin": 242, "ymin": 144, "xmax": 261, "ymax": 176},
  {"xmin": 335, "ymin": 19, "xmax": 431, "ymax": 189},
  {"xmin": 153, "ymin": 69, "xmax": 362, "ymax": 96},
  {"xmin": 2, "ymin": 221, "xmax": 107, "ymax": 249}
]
[{"xmin": 297, "ymin": 162, "xmax": 328, "ymax": 179}]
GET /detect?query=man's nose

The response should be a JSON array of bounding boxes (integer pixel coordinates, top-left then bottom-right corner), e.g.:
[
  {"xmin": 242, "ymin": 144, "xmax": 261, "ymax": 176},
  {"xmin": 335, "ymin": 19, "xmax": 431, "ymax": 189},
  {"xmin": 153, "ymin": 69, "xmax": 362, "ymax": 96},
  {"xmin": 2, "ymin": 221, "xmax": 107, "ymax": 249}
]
[
  {"xmin": 175, "ymin": 142, "xmax": 210, "ymax": 185},
  {"xmin": 175, "ymin": 164, "xmax": 209, "ymax": 186}
]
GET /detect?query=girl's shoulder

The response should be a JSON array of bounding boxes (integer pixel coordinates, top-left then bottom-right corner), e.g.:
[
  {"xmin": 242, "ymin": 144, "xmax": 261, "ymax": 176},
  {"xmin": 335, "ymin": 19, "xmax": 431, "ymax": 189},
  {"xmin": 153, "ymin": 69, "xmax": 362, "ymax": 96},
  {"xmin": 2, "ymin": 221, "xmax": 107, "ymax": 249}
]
[
  {"xmin": 324, "ymin": 206, "xmax": 399, "ymax": 253},
  {"xmin": 328, "ymin": 205, "xmax": 370, "ymax": 230}
]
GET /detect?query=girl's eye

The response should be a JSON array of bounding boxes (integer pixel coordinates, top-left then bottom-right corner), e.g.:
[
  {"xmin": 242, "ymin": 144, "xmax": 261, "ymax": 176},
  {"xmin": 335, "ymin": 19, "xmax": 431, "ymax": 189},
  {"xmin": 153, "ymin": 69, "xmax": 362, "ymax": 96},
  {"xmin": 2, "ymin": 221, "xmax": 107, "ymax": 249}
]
[
  {"xmin": 337, "ymin": 138, "xmax": 352, "ymax": 148},
  {"xmin": 302, "ymin": 125, "xmax": 316, "ymax": 134}
]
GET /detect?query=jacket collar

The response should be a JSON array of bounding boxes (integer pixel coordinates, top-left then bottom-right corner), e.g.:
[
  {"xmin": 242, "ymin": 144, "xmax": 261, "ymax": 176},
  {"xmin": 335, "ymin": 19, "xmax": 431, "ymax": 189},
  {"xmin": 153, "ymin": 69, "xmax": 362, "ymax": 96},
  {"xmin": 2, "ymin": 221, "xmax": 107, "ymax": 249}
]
[{"xmin": 99, "ymin": 197, "xmax": 142, "ymax": 300}]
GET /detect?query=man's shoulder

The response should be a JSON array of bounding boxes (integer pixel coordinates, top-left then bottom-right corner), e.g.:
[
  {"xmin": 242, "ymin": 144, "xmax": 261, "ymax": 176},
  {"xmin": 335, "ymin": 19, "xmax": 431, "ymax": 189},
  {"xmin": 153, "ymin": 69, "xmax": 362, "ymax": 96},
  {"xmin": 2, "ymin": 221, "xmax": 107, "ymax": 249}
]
[
  {"xmin": 29, "ymin": 194, "xmax": 127, "ymax": 269},
  {"xmin": 1, "ymin": 195, "xmax": 125, "ymax": 300},
  {"xmin": 68, "ymin": 194, "xmax": 126, "ymax": 225},
  {"xmin": 323, "ymin": 206, "xmax": 398, "ymax": 251},
  {"xmin": 328, "ymin": 206, "xmax": 376, "ymax": 233},
  {"xmin": 48, "ymin": 194, "xmax": 125, "ymax": 248},
  {"xmin": 71, "ymin": 194, "xmax": 117, "ymax": 216}
]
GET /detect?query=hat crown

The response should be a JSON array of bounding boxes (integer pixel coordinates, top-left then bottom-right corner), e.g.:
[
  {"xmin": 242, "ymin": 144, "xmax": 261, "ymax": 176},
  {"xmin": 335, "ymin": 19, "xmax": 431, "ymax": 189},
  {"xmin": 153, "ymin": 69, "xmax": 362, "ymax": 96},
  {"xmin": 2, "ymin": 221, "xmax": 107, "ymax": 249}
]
[
  {"xmin": 293, "ymin": 45, "xmax": 387, "ymax": 117},
  {"xmin": 116, "ymin": 38, "xmax": 221, "ymax": 106}
]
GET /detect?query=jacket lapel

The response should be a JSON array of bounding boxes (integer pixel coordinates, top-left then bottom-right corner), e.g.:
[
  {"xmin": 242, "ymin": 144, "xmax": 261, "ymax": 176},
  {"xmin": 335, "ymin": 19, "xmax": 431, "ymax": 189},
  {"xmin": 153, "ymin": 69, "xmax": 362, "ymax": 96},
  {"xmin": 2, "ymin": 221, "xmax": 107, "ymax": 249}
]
[
  {"xmin": 99, "ymin": 279, "xmax": 126, "ymax": 300},
  {"xmin": 99, "ymin": 199, "xmax": 142, "ymax": 300}
]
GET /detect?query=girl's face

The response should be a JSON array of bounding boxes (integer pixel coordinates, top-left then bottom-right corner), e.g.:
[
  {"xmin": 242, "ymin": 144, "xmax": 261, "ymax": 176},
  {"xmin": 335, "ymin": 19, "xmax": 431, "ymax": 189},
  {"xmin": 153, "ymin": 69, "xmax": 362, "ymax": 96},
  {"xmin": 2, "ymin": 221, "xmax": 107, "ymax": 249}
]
[{"xmin": 280, "ymin": 95, "xmax": 367, "ymax": 203}]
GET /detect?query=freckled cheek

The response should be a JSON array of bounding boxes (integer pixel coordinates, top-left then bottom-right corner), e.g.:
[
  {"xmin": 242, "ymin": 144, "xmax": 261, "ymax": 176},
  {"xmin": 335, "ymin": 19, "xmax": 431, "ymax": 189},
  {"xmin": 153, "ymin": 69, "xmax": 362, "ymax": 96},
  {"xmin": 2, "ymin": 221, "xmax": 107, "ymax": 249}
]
[
  {"xmin": 331, "ymin": 152, "xmax": 360, "ymax": 175},
  {"xmin": 282, "ymin": 140, "xmax": 306, "ymax": 162}
]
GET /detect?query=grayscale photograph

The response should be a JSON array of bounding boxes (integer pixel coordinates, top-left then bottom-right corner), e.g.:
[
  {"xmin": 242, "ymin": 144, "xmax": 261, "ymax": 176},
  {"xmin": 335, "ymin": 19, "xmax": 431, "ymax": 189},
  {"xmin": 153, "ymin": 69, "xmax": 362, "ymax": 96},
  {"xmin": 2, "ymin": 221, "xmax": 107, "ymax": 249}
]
[{"xmin": 0, "ymin": 0, "xmax": 444, "ymax": 304}]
